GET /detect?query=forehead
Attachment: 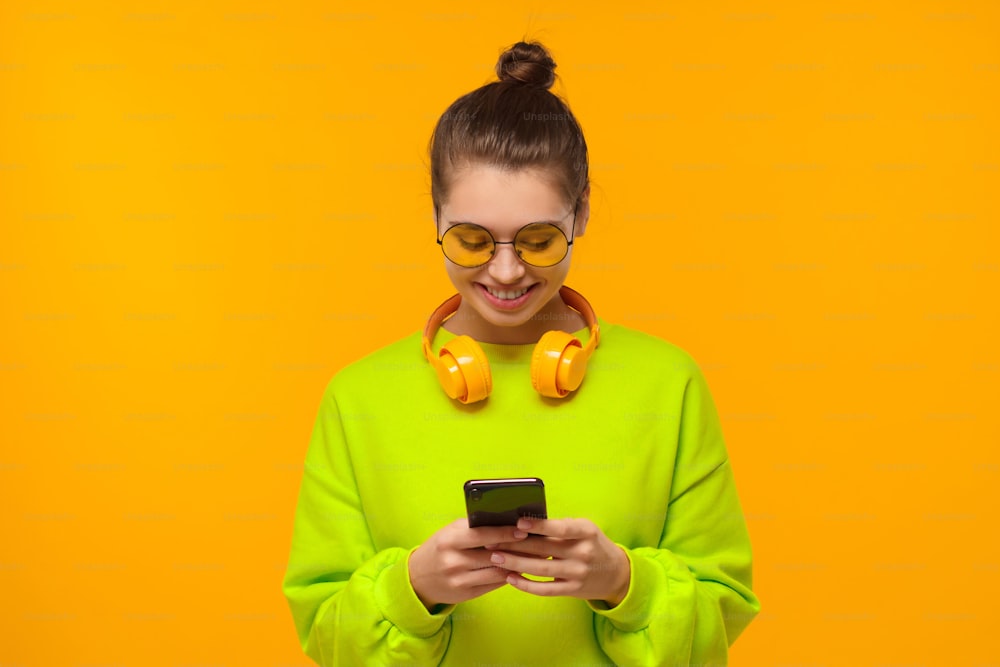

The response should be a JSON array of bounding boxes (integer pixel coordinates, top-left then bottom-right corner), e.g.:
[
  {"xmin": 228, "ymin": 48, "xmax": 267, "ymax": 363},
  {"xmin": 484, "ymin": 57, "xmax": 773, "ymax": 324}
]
[{"xmin": 442, "ymin": 164, "xmax": 568, "ymax": 228}]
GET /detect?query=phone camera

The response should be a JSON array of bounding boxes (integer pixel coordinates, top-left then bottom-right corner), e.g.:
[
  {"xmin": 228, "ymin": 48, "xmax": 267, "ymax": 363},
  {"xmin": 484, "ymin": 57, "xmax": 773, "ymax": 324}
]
[{"xmin": 470, "ymin": 488, "xmax": 481, "ymax": 502}]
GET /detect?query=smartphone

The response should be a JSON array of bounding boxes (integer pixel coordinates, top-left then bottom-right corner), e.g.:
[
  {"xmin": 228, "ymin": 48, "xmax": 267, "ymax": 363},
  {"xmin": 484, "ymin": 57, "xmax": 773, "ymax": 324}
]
[{"xmin": 464, "ymin": 477, "xmax": 547, "ymax": 528}]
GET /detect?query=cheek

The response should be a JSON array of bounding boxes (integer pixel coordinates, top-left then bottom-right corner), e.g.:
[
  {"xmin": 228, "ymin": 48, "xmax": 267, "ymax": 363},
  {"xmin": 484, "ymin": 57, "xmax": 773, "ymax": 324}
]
[
  {"xmin": 444, "ymin": 263, "xmax": 473, "ymax": 289},
  {"xmin": 544, "ymin": 262, "xmax": 571, "ymax": 282}
]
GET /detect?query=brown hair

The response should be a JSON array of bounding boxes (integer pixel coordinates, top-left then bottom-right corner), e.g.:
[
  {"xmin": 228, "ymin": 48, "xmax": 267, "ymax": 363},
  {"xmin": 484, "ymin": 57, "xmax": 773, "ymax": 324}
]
[{"xmin": 428, "ymin": 40, "xmax": 590, "ymax": 224}]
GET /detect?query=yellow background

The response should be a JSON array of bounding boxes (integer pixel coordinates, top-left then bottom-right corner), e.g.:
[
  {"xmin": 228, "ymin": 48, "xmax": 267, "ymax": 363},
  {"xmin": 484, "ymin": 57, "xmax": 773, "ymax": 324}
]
[{"xmin": 2, "ymin": 1, "xmax": 998, "ymax": 664}]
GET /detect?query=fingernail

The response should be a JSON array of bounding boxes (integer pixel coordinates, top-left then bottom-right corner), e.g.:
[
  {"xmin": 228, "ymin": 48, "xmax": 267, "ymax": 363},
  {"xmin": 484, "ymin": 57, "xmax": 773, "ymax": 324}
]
[
  {"xmin": 517, "ymin": 518, "xmax": 532, "ymax": 530},
  {"xmin": 490, "ymin": 552, "xmax": 504, "ymax": 564},
  {"xmin": 513, "ymin": 530, "xmax": 527, "ymax": 539}
]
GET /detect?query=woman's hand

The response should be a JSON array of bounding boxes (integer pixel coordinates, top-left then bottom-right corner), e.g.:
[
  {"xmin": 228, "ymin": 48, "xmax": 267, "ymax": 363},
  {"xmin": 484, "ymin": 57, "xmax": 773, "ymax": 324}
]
[
  {"xmin": 408, "ymin": 519, "xmax": 529, "ymax": 611},
  {"xmin": 485, "ymin": 517, "xmax": 631, "ymax": 607}
]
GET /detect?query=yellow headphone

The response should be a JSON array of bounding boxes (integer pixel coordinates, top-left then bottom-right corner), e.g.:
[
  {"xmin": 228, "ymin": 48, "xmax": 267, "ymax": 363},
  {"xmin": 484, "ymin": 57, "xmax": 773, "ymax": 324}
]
[{"xmin": 421, "ymin": 285, "xmax": 601, "ymax": 404}]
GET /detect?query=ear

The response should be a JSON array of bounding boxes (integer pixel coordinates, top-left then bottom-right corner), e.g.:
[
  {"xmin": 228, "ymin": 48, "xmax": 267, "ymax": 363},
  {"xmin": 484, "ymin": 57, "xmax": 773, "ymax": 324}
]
[{"xmin": 573, "ymin": 186, "xmax": 591, "ymax": 238}]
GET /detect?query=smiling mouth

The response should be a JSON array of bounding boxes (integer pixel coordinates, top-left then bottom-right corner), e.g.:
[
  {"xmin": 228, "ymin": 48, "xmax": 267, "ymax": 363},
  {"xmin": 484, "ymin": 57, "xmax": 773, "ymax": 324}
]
[{"xmin": 483, "ymin": 285, "xmax": 531, "ymax": 300}]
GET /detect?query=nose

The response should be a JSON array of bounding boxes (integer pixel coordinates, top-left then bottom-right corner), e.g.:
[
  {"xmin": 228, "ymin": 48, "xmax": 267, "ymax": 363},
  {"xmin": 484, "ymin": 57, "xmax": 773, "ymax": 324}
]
[{"xmin": 487, "ymin": 243, "xmax": 526, "ymax": 284}]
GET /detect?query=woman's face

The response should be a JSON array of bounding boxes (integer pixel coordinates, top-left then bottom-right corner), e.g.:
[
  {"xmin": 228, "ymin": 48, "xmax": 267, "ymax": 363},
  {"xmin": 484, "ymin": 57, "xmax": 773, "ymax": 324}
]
[{"xmin": 435, "ymin": 163, "xmax": 589, "ymax": 343}]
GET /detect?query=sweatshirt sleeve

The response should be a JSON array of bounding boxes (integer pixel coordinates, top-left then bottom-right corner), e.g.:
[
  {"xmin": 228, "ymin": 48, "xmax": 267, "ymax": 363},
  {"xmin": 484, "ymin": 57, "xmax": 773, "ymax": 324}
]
[
  {"xmin": 587, "ymin": 364, "xmax": 761, "ymax": 667},
  {"xmin": 281, "ymin": 379, "xmax": 455, "ymax": 665}
]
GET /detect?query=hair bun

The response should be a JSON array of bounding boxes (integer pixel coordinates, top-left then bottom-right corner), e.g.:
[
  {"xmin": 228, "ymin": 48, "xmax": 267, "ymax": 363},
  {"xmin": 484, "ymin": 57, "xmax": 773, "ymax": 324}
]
[{"xmin": 496, "ymin": 40, "xmax": 557, "ymax": 89}]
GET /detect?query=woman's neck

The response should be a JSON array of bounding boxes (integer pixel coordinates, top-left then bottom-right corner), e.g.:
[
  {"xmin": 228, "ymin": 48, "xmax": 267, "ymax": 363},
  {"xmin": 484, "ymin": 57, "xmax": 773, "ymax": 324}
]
[{"xmin": 441, "ymin": 295, "xmax": 587, "ymax": 344}]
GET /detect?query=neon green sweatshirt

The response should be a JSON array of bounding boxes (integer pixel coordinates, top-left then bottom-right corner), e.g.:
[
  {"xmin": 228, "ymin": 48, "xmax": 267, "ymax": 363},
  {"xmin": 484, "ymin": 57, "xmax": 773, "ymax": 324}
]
[{"xmin": 282, "ymin": 317, "xmax": 760, "ymax": 666}]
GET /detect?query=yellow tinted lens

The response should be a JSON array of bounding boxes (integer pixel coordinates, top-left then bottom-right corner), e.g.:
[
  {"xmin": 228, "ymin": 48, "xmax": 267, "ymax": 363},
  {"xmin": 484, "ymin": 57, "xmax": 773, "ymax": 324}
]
[
  {"xmin": 441, "ymin": 224, "xmax": 494, "ymax": 266},
  {"xmin": 514, "ymin": 223, "xmax": 568, "ymax": 266}
]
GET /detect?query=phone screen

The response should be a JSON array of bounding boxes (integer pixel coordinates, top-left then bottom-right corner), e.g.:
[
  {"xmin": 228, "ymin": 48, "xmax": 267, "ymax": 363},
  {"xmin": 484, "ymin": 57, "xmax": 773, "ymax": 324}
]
[{"xmin": 464, "ymin": 477, "xmax": 547, "ymax": 527}]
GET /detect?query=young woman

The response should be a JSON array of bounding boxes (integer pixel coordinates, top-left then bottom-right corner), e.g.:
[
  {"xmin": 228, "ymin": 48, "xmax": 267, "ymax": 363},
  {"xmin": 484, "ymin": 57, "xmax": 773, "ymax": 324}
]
[{"xmin": 283, "ymin": 40, "xmax": 760, "ymax": 666}]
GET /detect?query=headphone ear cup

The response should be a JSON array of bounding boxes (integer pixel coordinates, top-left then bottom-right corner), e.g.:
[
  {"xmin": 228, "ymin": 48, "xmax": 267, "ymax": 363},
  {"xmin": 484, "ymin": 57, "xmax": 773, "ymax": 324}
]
[
  {"xmin": 438, "ymin": 335, "xmax": 492, "ymax": 404},
  {"xmin": 531, "ymin": 330, "xmax": 585, "ymax": 398}
]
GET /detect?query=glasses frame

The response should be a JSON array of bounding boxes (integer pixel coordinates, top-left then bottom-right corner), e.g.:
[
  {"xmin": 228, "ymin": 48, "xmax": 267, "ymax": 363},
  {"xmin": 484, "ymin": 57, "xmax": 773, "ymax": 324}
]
[{"xmin": 436, "ymin": 208, "xmax": 577, "ymax": 269}]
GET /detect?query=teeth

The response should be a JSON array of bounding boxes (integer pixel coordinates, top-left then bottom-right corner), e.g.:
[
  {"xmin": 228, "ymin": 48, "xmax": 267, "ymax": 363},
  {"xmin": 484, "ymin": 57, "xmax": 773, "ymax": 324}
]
[{"xmin": 486, "ymin": 286, "xmax": 529, "ymax": 300}]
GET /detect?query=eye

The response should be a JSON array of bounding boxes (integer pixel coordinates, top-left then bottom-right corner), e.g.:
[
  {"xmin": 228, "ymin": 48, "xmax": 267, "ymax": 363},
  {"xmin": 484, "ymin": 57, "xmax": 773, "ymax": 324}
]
[
  {"xmin": 450, "ymin": 225, "xmax": 492, "ymax": 251},
  {"xmin": 459, "ymin": 237, "xmax": 491, "ymax": 251},
  {"xmin": 519, "ymin": 236, "xmax": 554, "ymax": 251},
  {"xmin": 517, "ymin": 224, "xmax": 563, "ymax": 251}
]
